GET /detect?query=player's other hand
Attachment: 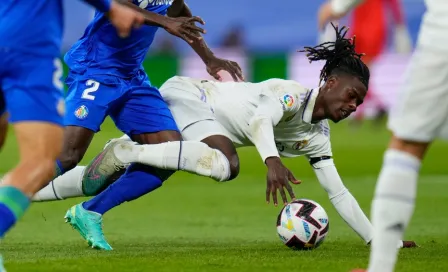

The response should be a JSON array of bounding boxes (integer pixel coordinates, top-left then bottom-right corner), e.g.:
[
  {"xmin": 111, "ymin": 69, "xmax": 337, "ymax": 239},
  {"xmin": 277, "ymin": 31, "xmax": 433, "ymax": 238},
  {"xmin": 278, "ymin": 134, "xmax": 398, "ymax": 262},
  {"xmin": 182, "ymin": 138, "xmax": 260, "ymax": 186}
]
[
  {"xmin": 265, "ymin": 157, "xmax": 301, "ymax": 206},
  {"xmin": 108, "ymin": 0, "xmax": 145, "ymax": 38},
  {"xmin": 206, "ymin": 56, "xmax": 245, "ymax": 82},
  {"xmin": 318, "ymin": 1, "xmax": 347, "ymax": 30},
  {"xmin": 164, "ymin": 16, "xmax": 206, "ymax": 44}
]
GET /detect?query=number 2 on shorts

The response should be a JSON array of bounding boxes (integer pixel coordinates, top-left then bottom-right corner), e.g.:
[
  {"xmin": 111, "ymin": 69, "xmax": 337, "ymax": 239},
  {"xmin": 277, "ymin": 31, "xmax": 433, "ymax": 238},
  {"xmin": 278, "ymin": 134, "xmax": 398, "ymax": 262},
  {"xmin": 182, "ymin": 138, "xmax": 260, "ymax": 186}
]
[{"xmin": 82, "ymin": 80, "xmax": 100, "ymax": 100}]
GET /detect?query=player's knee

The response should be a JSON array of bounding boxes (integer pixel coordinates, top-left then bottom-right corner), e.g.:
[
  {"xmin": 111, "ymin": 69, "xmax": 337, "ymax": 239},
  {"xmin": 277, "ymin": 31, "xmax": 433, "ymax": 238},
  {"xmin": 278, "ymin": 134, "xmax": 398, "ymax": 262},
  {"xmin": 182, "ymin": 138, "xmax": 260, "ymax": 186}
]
[
  {"xmin": 58, "ymin": 149, "xmax": 84, "ymax": 172},
  {"xmin": 227, "ymin": 153, "xmax": 240, "ymax": 181},
  {"xmin": 213, "ymin": 149, "xmax": 240, "ymax": 182},
  {"xmin": 389, "ymin": 135, "xmax": 429, "ymax": 160}
]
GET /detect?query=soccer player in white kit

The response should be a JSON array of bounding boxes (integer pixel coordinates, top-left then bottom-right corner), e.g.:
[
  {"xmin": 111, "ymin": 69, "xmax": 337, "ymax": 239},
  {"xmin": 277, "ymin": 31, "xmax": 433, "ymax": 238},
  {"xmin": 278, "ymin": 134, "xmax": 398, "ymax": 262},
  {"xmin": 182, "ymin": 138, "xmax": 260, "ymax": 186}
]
[
  {"xmin": 32, "ymin": 24, "xmax": 416, "ymax": 250},
  {"xmin": 319, "ymin": 0, "xmax": 447, "ymax": 271}
]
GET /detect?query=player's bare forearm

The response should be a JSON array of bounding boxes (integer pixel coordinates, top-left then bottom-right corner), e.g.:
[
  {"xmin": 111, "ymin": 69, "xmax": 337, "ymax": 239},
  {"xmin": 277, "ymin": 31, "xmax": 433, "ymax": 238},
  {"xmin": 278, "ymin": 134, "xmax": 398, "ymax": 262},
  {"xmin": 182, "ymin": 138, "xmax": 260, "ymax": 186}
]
[
  {"xmin": 166, "ymin": 0, "xmax": 244, "ymax": 81},
  {"xmin": 168, "ymin": 1, "xmax": 215, "ymax": 64}
]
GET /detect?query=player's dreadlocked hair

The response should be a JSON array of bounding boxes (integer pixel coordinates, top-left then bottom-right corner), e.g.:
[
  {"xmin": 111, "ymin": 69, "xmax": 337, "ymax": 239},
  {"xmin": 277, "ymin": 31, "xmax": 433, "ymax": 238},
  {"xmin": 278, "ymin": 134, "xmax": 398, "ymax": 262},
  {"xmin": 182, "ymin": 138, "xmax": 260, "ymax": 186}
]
[{"xmin": 300, "ymin": 23, "xmax": 370, "ymax": 88}]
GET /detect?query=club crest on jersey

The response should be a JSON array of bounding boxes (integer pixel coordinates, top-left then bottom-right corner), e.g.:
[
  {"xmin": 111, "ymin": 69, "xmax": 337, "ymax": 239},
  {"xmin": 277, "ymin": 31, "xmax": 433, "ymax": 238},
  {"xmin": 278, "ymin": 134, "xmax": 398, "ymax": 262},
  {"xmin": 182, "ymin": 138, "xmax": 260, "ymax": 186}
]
[
  {"xmin": 137, "ymin": 0, "xmax": 173, "ymax": 8},
  {"xmin": 75, "ymin": 105, "xmax": 89, "ymax": 120},
  {"xmin": 281, "ymin": 94, "xmax": 295, "ymax": 110},
  {"xmin": 292, "ymin": 140, "xmax": 309, "ymax": 150}
]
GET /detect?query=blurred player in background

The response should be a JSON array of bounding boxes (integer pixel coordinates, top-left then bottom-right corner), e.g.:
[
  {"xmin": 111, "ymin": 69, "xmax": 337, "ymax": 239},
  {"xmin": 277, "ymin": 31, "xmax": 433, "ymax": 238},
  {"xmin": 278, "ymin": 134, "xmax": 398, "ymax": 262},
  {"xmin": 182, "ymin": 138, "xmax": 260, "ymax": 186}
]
[
  {"xmin": 34, "ymin": 24, "xmax": 414, "ymax": 251},
  {"xmin": 319, "ymin": 0, "xmax": 412, "ymax": 126},
  {"xmin": 0, "ymin": 0, "xmax": 145, "ymax": 270},
  {"xmin": 319, "ymin": 0, "xmax": 447, "ymax": 271},
  {"xmin": 349, "ymin": 0, "xmax": 411, "ymax": 126},
  {"xmin": 47, "ymin": 0, "xmax": 243, "ymax": 251}
]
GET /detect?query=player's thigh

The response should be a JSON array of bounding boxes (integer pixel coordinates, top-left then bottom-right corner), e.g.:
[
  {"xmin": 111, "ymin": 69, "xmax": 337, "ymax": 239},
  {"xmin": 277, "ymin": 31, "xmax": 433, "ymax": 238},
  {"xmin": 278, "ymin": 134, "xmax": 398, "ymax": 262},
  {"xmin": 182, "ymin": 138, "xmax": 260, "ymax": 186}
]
[
  {"xmin": 2, "ymin": 53, "xmax": 65, "ymax": 126},
  {"xmin": 159, "ymin": 77, "xmax": 218, "ymax": 133},
  {"xmin": 111, "ymin": 82, "xmax": 180, "ymax": 138},
  {"xmin": 388, "ymin": 46, "xmax": 448, "ymax": 142}
]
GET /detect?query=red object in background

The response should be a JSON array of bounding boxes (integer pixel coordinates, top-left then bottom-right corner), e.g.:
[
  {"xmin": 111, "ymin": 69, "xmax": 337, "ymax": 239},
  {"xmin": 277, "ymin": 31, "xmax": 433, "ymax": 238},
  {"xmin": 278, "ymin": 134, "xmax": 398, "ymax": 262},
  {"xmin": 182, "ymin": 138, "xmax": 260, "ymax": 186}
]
[
  {"xmin": 350, "ymin": 0, "xmax": 405, "ymax": 62},
  {"xmin": 349, "ymin": 0, "xmax": 405, "ymax": 120}
]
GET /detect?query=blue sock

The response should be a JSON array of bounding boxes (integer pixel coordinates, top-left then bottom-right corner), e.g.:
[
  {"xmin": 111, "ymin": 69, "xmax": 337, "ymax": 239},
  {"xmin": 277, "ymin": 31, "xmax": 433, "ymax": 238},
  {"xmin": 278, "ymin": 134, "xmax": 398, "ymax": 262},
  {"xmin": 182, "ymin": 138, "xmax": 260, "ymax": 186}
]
[
  {"xmin": 55, "ymin": 159, "xmax": 65, "ymax": 178},
  {"xmin": 82, "ymin": 164, "xmax": 173, "ymax": 215},
  {"xmin": 0, "ymin": 186, "xmax": 30, "ymax": 237}
]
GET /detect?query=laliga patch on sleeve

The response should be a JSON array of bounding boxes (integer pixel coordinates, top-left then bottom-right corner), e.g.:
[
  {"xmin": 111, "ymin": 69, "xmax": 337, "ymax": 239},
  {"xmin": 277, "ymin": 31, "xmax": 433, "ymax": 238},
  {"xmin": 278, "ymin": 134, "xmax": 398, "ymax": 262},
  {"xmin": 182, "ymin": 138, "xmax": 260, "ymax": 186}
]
[{"xmin": 280, "ymin": 94, "xmax": 295, "ymax": 110}]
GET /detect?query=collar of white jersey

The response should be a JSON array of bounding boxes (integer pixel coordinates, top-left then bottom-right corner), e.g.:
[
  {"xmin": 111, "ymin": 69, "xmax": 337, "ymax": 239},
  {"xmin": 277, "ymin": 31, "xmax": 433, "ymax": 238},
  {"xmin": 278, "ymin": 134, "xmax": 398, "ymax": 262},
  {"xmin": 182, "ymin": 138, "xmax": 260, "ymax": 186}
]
[{"xmin": 301, "ymin": 88, "xmax": 319, "ymax": 124}]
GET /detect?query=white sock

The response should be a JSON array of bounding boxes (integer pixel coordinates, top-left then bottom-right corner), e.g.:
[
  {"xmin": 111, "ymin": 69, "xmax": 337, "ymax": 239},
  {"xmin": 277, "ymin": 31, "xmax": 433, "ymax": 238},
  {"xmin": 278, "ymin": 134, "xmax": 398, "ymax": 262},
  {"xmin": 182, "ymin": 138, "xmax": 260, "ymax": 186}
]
[
  {"xmin": 330, "ymin": 188, "xmax": 373, "ymax": 243},
  {"xmin": 32, "ymin": 166, "xmax": 86, "ymax": 201},
  {"xmin": 368, "ymin": 149, "xmax": 420, "ymax": 272},
  {"xmin": 113, "ymin": 141, "xmax": 231, "ymax": 182}
]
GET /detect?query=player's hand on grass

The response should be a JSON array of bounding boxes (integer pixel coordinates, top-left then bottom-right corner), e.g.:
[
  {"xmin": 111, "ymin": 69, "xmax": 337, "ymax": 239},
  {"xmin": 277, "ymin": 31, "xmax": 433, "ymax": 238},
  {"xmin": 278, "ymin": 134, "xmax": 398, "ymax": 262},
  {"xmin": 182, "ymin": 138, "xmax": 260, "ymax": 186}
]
[
  {"xmin": 265, "ymin": 157, "xmax": 301, "ymax": 206},
  {"xmin": 163, "ymin": 16, "xmax": 206, "ymax": 44},
  {"xmin": 108, "ymin": 0, "xmax": 145, "ymax": 38},
  {"xmin": 205, "ymin": 56, "xmax": 245, "ymax": 82}
]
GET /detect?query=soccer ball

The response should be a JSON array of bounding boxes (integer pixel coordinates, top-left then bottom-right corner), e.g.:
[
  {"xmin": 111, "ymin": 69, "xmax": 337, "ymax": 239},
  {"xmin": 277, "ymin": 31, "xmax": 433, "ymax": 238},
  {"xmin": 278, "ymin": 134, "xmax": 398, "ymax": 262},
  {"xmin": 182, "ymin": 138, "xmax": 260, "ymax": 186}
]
[{"xmin": 276, "ymin": 199, "xmax": 329, "ymax": 250}]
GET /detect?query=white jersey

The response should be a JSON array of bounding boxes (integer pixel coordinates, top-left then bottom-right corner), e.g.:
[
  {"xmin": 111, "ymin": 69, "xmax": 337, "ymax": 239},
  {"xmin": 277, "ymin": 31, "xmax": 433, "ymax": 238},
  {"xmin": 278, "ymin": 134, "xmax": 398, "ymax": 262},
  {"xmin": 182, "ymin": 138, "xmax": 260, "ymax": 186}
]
[
  {"xmin": 160, "ymin": 76, "xmax": 332, "ymax": 162},
  {"xmin": 418, "ymin": 0, "xmax": 448, "ymax": 52}
]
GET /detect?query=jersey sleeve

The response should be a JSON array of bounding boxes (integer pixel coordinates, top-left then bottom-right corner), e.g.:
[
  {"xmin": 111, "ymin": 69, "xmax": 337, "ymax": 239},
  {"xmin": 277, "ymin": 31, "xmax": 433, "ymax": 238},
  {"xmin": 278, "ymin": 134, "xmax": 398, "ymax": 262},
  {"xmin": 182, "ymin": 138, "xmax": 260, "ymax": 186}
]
[{"xmin": 249, "ymin": 93, "xmax": 283, "ymax": 162}]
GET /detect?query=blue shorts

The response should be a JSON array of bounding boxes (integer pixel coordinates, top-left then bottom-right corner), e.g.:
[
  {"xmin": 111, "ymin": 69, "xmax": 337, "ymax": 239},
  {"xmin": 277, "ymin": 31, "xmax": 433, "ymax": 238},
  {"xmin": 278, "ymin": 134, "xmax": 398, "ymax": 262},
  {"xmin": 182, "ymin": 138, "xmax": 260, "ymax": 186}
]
[
  {"xmin": 64, "ymin": 71, "xmax": 179, "ymax": 135},
  {"xmin": 0, "ymin": 49, "xmax": 65, "ymax": 125}
]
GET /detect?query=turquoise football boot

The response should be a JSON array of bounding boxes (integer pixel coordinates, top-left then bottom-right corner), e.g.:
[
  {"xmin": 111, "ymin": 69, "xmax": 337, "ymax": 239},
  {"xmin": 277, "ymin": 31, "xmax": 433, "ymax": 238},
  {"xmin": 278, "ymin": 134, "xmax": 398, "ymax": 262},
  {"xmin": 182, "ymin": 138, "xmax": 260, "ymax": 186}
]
[{"xmin": 64, "ymin": 203, "xmax": 113, "ymax": 250}]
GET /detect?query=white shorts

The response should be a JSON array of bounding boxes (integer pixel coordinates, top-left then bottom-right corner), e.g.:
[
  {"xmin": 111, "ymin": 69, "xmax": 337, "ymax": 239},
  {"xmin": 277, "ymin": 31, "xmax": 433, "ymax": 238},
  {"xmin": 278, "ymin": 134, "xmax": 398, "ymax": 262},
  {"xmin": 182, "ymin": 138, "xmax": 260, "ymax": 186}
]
[
  {"xmin": 159, "ymin": 76, "xmax": 229, "ymax": 141},
  {"xmin": 388, "ymin": 46, "xmax": 448, "ymax": 142}
]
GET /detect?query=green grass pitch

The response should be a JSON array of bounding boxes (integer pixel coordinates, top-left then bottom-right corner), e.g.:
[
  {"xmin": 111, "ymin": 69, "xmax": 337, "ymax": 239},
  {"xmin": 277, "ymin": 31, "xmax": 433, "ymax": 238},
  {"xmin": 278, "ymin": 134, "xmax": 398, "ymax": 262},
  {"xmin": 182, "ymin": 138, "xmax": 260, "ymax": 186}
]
[{"xmin": 1, "ymin": 119, "xmax": 447, "ymax": 272}]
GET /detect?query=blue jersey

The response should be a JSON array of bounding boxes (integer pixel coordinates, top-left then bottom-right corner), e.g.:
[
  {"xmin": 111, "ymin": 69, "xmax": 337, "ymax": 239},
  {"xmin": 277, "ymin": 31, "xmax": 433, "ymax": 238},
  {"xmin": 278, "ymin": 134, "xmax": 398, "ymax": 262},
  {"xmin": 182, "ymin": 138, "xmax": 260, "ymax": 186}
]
[
  {"xmin": 65, "ymin": 0, "xmax": 174, "ymax": 78},
  {"xmin": 0, "ymin": 0, "xmax": 63, "ymax": 57}
]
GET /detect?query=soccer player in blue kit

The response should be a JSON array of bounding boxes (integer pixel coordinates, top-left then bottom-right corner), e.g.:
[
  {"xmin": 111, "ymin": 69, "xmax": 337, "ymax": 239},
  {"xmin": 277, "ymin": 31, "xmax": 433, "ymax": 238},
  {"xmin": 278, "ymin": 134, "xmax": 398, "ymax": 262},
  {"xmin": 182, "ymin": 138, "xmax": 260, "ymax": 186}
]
[
  {"xmin": 0, "ymin": 0, "xmax": 149, "ymax": 270},
  {"xmin": 52, "ymin": 0, "xmax": 244, "ymax": 250}
]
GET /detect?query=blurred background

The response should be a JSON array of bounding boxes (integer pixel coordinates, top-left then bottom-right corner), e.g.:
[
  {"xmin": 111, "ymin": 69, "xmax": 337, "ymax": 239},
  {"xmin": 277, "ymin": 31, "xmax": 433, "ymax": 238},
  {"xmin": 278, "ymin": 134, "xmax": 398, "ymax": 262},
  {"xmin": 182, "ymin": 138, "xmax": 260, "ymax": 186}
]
[
  {"xmin": 63, "ymin": 0, "xmax": 426, "ymax": 121},
  {"xmin": 4, "ymin": 3, "xmax": 448, "ymax": 271}
]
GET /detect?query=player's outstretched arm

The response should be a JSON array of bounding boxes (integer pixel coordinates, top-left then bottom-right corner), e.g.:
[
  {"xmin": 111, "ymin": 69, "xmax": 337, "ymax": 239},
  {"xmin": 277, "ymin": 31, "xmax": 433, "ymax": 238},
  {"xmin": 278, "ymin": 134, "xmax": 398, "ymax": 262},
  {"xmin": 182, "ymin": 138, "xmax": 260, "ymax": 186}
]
[
  {"xmin": 116, "ymin": 0, "xmax": 206, "ymax": 44},
  {"xmin": 249, "ymin": 95, "xmax": 300, "ymax": 206},
  {"xmin": 310, "ymin": 156, "xmax": 373, "ymax": 243},
  {"xmin": 166, "ymin": 0, "xmax": 244, "ymax": 82},
  {"xmin": 310, "ymin": 157, "xmax": 415, "ymax": 247}
]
